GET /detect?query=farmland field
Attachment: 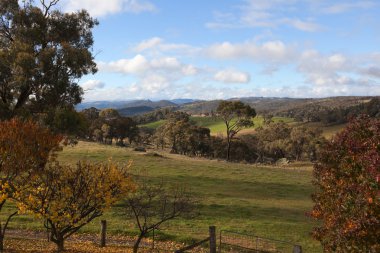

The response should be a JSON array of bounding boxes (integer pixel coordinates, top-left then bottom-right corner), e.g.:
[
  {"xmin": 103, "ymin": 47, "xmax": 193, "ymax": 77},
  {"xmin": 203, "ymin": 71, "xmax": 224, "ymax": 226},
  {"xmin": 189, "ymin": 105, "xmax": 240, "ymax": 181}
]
[
  {"xmin": 141, "ymin": 116, "xmax": 295, "ymax": 135},
  {"xmin": 4, "ymin": 141, "xmax": 322, "ymax": 252}
]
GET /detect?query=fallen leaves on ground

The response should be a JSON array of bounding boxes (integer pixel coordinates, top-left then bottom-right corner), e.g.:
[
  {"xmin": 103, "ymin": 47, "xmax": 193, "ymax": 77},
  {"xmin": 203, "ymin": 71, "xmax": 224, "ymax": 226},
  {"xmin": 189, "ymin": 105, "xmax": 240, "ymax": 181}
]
[{"xmin": 4, "ymin": 229, "xmax": 208, "ymax": 253}]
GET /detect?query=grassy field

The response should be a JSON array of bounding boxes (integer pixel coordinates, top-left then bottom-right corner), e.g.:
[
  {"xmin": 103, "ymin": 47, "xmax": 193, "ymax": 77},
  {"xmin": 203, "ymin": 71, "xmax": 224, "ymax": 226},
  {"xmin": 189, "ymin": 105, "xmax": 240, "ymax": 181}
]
[
  {"xmin": 4, "ymin": 141, "xmax": 322, "ymax": 252},
  {"xmin": 140, "ymin": 119, "xmax": 166, "ymax": 129},
  {"xmin": 295, "ymin": 122, "xmax": 345, "ymax": 139},
  {"xmin": 140, "ymin": 116, "xmax": 295, "ymax": 136},
  {"xmin": 140, "ymin": 116, "xmax": 345, "ymax": 140}
]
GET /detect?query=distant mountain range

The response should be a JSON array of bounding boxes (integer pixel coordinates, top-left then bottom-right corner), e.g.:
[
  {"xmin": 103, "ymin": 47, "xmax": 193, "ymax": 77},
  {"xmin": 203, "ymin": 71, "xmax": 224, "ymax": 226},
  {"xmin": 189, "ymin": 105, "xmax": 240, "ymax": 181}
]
[
  {"xmin": 77, "ymin": 99, "xmax": 195, "ymax": 110},
  {"xmin": 76, "ymin": 96, "xmax": 379, "ymax": 117},
  {"xmin": 76, "ymin": 99, "xmax": 201, "ymax": 116}
]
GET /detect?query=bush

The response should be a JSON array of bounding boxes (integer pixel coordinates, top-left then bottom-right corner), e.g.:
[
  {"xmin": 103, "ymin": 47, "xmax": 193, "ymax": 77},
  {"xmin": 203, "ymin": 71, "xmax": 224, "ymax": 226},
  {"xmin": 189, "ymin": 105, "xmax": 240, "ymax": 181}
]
[{"xmin": 310, "ymin": 116, "xmax": 380, "ymax": 252}]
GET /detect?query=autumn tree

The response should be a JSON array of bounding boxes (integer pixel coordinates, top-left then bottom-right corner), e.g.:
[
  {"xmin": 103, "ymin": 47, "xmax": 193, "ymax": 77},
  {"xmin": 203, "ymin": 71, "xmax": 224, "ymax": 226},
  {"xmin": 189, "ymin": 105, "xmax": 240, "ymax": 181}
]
[
  {"xmin": 0, "ymin": 0, "xmax": 97, "ymax": 119},
  {"xmin": 0, "ymin": 118, "xmax": 61, "ymax": 252},
  {"xmin": 124, "ymin": 178, "xmax": 197, "ymax": 253},
  {"xmin": 216, "ymin": 101, "xmax": 256, "ymax": 161},
  {"xmin": 310, "ymin": 116, "xmax": 380, "ymax": 252},
  {"xmin": 17, "ymin": 160, "xmax": 134, "ymax": 252}
]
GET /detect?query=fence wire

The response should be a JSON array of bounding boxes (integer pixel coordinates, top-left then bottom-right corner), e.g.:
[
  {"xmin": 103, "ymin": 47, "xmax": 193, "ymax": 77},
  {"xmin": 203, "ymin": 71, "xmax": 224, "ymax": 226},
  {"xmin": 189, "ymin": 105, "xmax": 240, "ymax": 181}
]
[{"xmin": 220, "ymin": 230, "xmax": 295, "ymax": 253}]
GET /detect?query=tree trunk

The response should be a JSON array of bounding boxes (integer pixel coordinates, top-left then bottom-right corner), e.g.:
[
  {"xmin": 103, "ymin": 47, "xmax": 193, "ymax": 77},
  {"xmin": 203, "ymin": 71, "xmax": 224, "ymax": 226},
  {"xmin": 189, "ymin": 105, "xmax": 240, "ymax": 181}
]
[
  {"xmin": 56, "ymin": 238, "xmax": 64, "ymax": 252},
  {"xmin": 226, "ymin": 138, "xmax": 231, "ymax": 161},
  {"xmin": 0, "ymin": 234, "xmax": 4, "ymax": 253},
  {"xmin": 52, "ymin": 233, "xmax": 65, "ymax": 253},
  {"xmin": 0, "ymin": 209, "xmax": 17, "ymax": 253},
  {"xmin": 133, "ymin": 234, "xmax": 144, "ymax": 253}
]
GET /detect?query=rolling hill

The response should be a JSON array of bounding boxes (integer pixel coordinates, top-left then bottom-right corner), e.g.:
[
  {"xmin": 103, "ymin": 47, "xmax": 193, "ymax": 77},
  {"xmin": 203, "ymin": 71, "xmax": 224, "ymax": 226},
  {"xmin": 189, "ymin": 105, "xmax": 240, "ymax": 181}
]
[{"xmin": 77, "ymin": 96, "xmax": 379, "ymax": 120}]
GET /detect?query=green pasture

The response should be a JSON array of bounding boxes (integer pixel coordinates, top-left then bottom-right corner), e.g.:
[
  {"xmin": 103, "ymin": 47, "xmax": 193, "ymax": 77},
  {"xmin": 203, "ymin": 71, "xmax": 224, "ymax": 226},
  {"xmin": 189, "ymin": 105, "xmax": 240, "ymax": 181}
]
[
  {"xmin": 140, "ymin": 119, "xmax": 166, "ymax": 129},
  {"xmin": 140, "ymin": 115, "xmax": 295, "ymax": 135},
  {"xmin": 191, "ymin": 116, "xmax": 294, "ymax": 135},
  {"xmin": 298, "ymin": 122, "xmax": 346, "ymax": 139},
  {"xmin": 3, "ymin": 141, "xmax": 321, "ymax": 252}
]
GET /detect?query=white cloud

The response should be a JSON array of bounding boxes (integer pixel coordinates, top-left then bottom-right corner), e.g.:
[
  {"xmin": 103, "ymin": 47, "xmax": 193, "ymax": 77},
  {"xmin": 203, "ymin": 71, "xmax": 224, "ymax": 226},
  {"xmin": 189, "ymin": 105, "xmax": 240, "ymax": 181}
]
[
  {"xmin": 98, "ymin": 54, "xmax": 149, "ymax": 74},
  {"xmin": 133, "ymin": 37, "xmax": 163, "ymax": 52},
  {"xmin": 205, "ymin": 40, "xmax": 296, "ymax": 63},
  {"xmin": 295, "ymin": 50, "xmax": 380, "ymax": 88},
  {"xmin": 322, "ymin": 1, "xmax": 376, "ymax": 14},
  {"xmin": 81, "ymin": 80, "xmax": 105, "ymax": 90},
  {"xmin": 98, "ymin": 55, "xmax": 198, "ymax": 76},
  {"xmin": 214, "ymin": 70, "xmax": 250, "ymax": 83},
  {"xmin": 87, "ymin": 36, "xmax": 380, "ymax": 101},
  {"xmin": 140, "ymin": 74, "xmax": 170, "ymax": 94},
  {"xmin": 360, "ymin": 66, "xmax": 380, "ymax": 78},
  {"xmin": 62, "ymin": 0, "xmax": 156, "ymax": 17},
  {"xmin": 297, "ymin": 50, "xmax": 351, "ymax": 86},
  {"xmin": 282, "ymin": 18, "xmax": 321, "ymax": 32},
  {"xmin": 206, "ymin": 0, "xmax": 322, "ymax": 32},
  {"xmin": 131, "ymin": 37, "xmax": 199, "ymax": 57},
  {"xmin": 150, "ymin": 57, "xmax": 182, "ymax": 69},
  {"xmin": 182, "ymin": 65, "xmax": 198, "ymax": 76}
]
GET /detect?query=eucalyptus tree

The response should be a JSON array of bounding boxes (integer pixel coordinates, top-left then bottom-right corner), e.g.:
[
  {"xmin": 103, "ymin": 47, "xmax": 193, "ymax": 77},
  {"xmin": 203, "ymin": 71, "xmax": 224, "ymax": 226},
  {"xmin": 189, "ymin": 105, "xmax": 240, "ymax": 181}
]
[{"xmin": 0, "ymin": 0, "xmax": 97, "ymax": 118}]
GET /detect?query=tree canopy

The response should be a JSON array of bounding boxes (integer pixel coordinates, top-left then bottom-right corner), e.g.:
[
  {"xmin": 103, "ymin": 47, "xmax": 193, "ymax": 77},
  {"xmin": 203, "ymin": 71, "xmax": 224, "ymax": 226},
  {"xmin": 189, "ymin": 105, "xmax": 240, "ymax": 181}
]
[
  {"xmin": 0, "ymin": 118, "xmax": 62, "ymax": 251},
  {"xmin": 310, "ymin": 116, "xmax": 380, "ymax": 252},
  {"xmin": 216, "ymin": 101, "xmax": 256, "ymax": 160},
  {"xmin": 0, "ymin": 0, "xmax": 97, "ymax": 118},
  {"xmin": 17, "ymin": 160, "xmax": 134, "ymax": 252}
]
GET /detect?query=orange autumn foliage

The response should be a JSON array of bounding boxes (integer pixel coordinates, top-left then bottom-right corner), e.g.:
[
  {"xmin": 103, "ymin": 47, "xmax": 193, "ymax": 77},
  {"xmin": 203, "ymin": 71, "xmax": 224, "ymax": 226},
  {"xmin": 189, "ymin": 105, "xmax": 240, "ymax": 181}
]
[
  {"xmin": 0, "ymin": 118, "xmax": 62, "ymax": 180},
  {"xmin": 310, "ymin": 116, "xmax": 380, "ymax": 252},
  {"xmin": 16, "ymin": 160, "xmax": 134, "ymax": 252},
  {"xmin": 0, "ymin": 118, "xmax": 62, "ymax": 251}
]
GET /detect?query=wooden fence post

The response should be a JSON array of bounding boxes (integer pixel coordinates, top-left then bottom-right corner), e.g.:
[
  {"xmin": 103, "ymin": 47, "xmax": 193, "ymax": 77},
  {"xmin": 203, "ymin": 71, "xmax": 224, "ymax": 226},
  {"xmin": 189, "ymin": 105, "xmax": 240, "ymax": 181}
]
[
  {"xmin": 100, "ymin": 220, "xmax": 107, "ymax": 247},
  {"xmin": 293, "ymin": 245, "xmax": 302, "ymax": 253},
  {"xmin": 209, "ymin": 226, "xmax": 216, "ymax": 253}
]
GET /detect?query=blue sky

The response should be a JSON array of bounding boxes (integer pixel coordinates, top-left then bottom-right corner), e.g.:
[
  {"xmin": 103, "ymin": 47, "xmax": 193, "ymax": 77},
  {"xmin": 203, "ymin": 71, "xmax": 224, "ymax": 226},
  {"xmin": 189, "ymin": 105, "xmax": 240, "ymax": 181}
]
[{"xmin": 58, "ymin": 0, "xmax": 380, "ymax": 101}]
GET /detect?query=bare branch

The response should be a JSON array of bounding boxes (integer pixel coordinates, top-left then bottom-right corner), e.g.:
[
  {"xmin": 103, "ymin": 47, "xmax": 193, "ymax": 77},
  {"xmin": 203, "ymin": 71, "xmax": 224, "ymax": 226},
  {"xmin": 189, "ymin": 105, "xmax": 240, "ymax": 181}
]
[{"xmin": 40, "ymin": 0, "xmax": 60, "ymax": 17}]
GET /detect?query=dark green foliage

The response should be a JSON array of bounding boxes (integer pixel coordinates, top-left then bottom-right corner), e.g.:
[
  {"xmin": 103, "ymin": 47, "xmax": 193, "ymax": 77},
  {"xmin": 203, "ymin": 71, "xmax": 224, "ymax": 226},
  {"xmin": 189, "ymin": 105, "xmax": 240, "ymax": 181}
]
[
  {"xmin": 216, "ymin": 101, "xmax": 256, "ymax": 161},
  {"xmin": 153, "ymin": 112, "xmax": 211, "ymax": 156},
  {"xmin": 133, "ymin": 107, "xmax": 176, "ymax": 124},
  {"xmin": 253, "ymin": 122, "xmax": 325, "ymax": 162},
  {"xmin": 81, "ymin": 107, "xmax": 139, "ymax": 145},
  {"xmin": 0, "ymin": 0, "xmax": 97, "ymax": 119},
  {"xmin": 45, "ymin": 107, "xmax": 89, "ymax": 137},
  {"xmin": 278, "ymin": 98, "xmax": 380, "ymax": 125}
]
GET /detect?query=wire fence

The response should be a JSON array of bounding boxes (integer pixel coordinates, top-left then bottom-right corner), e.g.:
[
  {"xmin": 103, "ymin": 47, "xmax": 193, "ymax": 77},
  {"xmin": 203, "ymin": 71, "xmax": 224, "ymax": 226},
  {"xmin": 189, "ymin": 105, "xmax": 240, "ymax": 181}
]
[{"xmin": 219, "ymin": 230, "xmax": 298, "ymax": 253}]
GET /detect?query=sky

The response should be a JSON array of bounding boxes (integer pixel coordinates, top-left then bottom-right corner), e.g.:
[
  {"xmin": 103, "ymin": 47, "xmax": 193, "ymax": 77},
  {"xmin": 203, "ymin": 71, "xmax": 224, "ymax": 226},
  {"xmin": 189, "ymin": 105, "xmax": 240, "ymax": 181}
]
[{"xmin": 56, "ymin": 0, "xmax": 380, "ymax": 101}]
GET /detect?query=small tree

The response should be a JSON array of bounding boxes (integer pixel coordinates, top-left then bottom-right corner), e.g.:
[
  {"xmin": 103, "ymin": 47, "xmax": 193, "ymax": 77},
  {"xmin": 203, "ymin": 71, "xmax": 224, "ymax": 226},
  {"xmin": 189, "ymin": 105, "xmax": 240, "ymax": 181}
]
[
  {"xmin": 310, "ymin": 116, "xmax": 380, "ymax": 252},
  {"xmin": 124, "ymin": 179, "xmax": 197, "ymax": 253},
  {"xmin": 0, "ymin": 118, "xmax": 61, "ymax": 252},
  {"xmin": 216, "ymin": 101, "xmax": 256, "ymax": 161},
  {"xmin": 17, "ymin": 161, "xmax": 134, "ymax": 252}
]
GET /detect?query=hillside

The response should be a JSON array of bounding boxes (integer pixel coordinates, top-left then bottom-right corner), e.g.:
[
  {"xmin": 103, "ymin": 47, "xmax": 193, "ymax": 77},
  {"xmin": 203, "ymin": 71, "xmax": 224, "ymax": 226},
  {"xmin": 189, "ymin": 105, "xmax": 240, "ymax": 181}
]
[
  {"xmin": 53, "ymin": 142, "xmax": 319, "ymax": 252},
  {"xmin": 117, "ymin": 106, "xmax": 156, "ymax": 116},
  {"xmin": 77, "ymin": 96, "xmax": 379, "ymax": 121},
  {"xmin": 77, "ymin": 99, "xmax": 177, "ymax": 111},
  {"xmin": 178, "ymin": 96, "xmax": 377, "ymax": 115},
  {"xmin": 140, "ymin": 116, "xmax": 295, "ymax": 134}
]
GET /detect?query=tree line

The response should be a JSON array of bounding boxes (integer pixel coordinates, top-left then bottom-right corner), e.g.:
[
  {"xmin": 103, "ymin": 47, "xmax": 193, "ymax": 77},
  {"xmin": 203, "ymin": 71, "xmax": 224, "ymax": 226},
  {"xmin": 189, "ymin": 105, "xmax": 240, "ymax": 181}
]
[{"xmin": 277, "ymin": 97, "xmax": 380, "ymax": 125}]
